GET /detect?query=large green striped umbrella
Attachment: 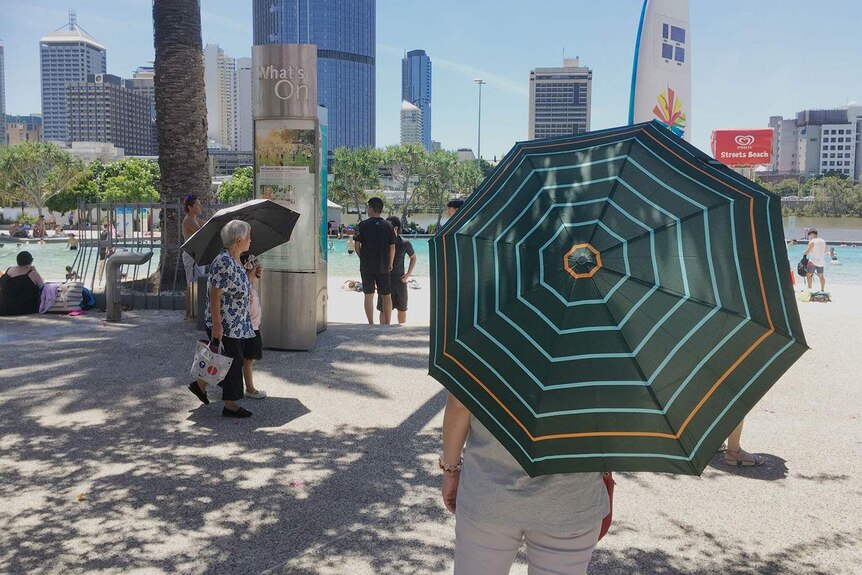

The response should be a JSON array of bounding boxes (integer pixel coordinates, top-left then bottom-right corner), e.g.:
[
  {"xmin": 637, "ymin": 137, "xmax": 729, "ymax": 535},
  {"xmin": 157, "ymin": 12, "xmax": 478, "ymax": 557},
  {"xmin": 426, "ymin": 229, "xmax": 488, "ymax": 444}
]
[{"xmin": 429, "ymin": 121, "xmax": 807, "ymax": 476}]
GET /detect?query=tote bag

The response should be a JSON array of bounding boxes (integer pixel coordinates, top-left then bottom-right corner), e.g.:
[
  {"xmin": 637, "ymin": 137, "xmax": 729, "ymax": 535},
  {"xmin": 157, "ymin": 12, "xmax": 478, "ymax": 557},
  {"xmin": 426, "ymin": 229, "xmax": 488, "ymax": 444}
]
[{"xmin": 190, "ymin": 340, "xmax": 234, "ymax": 385}]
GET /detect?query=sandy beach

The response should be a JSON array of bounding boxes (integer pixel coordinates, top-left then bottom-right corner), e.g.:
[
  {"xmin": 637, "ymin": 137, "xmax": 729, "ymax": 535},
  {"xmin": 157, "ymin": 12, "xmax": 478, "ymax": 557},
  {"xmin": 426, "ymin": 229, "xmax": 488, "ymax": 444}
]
[{"xmin": 0, "ymin": 275, "xmax": 859, "ymax": 574}]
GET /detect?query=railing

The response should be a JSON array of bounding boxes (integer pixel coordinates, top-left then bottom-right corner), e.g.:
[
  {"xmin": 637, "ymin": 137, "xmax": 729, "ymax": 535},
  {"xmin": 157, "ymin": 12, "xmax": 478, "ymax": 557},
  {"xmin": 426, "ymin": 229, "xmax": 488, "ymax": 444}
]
[{"xmin": 69, "ymin": 199, "xmax": 227, "ymax": 311}]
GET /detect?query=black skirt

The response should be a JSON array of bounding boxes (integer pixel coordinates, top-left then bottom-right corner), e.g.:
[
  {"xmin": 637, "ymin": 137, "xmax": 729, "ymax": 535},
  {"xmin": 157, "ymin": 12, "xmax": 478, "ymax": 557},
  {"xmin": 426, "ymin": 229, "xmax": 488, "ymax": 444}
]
[{"xmin": 244, "ymin": 330, "xmax": 263, "ymax": 360}]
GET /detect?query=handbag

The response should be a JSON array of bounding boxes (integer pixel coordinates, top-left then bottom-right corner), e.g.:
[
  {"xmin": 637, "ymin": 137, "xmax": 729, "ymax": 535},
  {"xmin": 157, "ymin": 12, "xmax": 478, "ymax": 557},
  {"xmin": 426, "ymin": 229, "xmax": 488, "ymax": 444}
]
[
  {"xmin": 598, "ymin": 472, "xmax": 615, "ymax": 541},
  {"xmin": 190, "ymin": 340, "xmax": 234, "ymax": 385}
]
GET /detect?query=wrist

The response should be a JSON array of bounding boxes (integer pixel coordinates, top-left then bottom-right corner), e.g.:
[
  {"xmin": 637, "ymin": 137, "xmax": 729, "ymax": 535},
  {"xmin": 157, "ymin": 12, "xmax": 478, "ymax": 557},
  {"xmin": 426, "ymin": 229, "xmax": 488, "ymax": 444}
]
[{"xmin": 438, "ymin": 457, "xmax": 463, "ymax": 474}]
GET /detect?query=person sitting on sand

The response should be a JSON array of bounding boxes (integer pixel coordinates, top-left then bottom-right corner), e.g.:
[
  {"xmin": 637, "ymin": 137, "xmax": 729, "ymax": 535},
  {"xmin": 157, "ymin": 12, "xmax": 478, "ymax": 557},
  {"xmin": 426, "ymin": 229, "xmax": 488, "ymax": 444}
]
[{"xmin": 0, "ymin": 251, "xmax": 45, "ymax": 316}]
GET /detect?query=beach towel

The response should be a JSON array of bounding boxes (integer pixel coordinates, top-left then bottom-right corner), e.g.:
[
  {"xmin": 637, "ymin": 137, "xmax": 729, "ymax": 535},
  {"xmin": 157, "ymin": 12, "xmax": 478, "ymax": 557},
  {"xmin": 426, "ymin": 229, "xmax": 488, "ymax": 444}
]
[
  {"xmin": 39, "ymin": 283, "xmax": 60, "ymax": 314},
  {"xmin": 46, "ymin": 281, "xmax": 84, "ymax": 313}
]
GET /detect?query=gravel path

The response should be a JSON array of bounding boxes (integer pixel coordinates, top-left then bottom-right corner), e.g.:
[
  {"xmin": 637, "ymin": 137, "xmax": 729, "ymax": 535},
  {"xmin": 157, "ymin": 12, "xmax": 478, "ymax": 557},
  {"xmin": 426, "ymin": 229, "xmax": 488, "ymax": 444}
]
[{"xmin": 0, "ymin": 281, "xmax": 859, "ymax": 574}]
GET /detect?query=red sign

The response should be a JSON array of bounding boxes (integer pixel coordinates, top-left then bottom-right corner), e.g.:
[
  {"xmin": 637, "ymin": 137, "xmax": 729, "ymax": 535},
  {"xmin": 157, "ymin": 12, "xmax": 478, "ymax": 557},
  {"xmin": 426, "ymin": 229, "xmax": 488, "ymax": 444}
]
[{"xmin": 710, "ymin": 129, "xmax": 774, "ymax": 166}]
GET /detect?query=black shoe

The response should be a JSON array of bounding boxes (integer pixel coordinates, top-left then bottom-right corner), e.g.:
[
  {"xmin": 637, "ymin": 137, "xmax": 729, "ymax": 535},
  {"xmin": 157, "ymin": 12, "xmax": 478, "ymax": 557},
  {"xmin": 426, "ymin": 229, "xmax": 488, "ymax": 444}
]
[
  {"xmin": 222, "ymin": 406, "xmax": 252, "ymax": 418},
  {"xmin": 188, "ymin": 381, "xmax": 209, "ymax": 405}
]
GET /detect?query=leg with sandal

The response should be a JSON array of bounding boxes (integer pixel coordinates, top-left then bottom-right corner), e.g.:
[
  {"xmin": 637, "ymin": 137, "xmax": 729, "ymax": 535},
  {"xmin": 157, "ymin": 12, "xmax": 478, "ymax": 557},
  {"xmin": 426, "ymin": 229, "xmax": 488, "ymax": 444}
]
[{"xmin": 722, "ymin": 420, "xmax": 765, "ymax": 467}]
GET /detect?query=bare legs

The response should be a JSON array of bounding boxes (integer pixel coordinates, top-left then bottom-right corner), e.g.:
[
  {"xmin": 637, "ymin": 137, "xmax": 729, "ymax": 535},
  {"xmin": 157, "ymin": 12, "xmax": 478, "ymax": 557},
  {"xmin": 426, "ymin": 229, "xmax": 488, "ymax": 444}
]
[
  {"xmin": 185, "ymin": 280, "xmax": 198, "ymax": 320},
  {"xmin": 243, "ymin": 359, "xmax": 256, "ymax": 394},
  {"xmin": 365, "ymin": 293, "xmax": 392, "ymax": 324},
  {"xmin": 724, "ymin": 420, "xmax": 764, "ymax": 466}
]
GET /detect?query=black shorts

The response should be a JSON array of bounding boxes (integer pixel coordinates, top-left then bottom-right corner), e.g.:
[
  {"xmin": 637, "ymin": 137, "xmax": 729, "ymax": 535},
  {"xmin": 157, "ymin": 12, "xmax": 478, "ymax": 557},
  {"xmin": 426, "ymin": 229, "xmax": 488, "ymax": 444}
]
[
  {"xmin": 360, "ymin": 269, "xmax": 391, "ymax": 295},
  {"xmin": 378, "ymin": 278, "xmax": 408, "ymax": 312},
  {"xmin": 244, "ymin": 330, "xmax": 263, "ymax": 360}
]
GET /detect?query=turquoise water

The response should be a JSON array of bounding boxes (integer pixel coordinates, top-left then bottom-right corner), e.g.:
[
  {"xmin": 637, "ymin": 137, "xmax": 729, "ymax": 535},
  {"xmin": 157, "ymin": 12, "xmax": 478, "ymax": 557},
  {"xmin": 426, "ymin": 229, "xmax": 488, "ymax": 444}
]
[
  {"xmin": 3, "ymin": 236, "xmax": 859, "ymax": 285},
  {"xmin": 0, "ymin": 238, "xmax": 433, "ymax": 282}
]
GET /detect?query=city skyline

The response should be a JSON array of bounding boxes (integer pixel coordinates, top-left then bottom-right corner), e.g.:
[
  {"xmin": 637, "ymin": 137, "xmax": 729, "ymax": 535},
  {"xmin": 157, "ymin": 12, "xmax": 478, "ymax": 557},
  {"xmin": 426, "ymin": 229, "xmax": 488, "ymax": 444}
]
[{"xmin": 2, "ymin": 0, "xmax": 862, "ymax": 160}]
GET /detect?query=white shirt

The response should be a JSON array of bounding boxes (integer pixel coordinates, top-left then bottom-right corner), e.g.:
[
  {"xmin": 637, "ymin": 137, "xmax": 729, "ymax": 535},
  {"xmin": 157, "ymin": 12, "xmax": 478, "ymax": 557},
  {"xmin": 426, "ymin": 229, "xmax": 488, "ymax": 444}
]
[
  {"xmin": 458, "ymin": 417, "xmax": 609, "ymax": 532},
  {"xmin": 807, "ymin": 237, "xmax": 828, "ymax": 267},
  {"xmin": 249, "ymin": 285, "xmax": 261, "ymax": 331}
]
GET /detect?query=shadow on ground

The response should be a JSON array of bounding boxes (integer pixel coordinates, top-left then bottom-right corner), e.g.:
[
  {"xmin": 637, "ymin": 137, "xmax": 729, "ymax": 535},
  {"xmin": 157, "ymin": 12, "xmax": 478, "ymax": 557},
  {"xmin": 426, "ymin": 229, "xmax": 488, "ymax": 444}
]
[{"xmin": 0, "ymin": 314, "xmax": 451, "ymax": 575}]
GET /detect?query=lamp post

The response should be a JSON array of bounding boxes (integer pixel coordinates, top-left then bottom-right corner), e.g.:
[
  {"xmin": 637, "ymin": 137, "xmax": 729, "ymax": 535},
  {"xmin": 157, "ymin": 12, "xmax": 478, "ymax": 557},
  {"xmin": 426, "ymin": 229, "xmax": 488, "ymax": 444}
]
[{"xmin": 474, "ymin": 78, "xmax": 486, "ymax": 170}]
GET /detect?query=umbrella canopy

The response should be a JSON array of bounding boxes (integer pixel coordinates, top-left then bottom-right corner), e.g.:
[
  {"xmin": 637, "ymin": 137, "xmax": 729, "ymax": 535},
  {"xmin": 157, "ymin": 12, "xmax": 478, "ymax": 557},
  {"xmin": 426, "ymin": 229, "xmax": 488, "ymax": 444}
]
[
  {"xmin": 429, "ymin": 121, "xmax": 807, "ymax": 476},
  {"xmin": 182, "ymin": 199, "xmax": 300, "ymax": 266}
]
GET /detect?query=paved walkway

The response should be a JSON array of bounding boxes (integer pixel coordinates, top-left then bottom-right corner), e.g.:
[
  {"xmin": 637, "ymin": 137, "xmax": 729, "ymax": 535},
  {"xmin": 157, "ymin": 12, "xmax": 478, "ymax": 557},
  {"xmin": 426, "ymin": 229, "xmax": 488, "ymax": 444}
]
[{"xmin": 0, "ymin": 291, "xmax": 860, "ymax": 574}]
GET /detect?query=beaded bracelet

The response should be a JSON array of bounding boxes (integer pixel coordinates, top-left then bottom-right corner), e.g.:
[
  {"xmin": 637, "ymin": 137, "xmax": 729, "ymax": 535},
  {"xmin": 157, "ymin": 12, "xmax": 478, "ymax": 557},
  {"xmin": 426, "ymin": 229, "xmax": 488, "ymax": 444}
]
[{"xmin": 438, "ymin": 457, "xmax": 463, "ymax": 473}]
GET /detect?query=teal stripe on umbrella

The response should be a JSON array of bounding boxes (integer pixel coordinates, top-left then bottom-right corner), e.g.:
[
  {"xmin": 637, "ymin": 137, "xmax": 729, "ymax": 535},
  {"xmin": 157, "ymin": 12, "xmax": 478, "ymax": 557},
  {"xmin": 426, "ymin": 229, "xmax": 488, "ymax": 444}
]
[{"xmin": 429, "ymin": 121, "xmax": 807, "ymax": 476}]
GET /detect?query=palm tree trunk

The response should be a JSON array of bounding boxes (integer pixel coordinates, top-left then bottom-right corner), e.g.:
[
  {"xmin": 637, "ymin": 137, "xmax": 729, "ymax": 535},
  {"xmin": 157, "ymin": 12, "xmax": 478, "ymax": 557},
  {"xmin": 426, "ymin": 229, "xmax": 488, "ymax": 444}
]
[{"xmin": 152, "ymin": 0, "xmax": 210, "ymax": 290}]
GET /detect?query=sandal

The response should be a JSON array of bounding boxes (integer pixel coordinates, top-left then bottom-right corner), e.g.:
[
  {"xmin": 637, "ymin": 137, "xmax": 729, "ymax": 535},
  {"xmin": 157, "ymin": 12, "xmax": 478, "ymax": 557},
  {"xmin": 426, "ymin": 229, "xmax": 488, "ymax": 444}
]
[{"xmin": 724, "ymin": 448, "xmax": 764, "ymax": 467}]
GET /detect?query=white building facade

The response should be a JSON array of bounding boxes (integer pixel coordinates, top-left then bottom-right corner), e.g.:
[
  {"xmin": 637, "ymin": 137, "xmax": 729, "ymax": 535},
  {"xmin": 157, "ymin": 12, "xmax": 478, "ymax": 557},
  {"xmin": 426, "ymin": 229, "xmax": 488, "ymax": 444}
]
[
  {"xmin": 400, "ymin": 100, "xmax": 423, "ymax": 147},
  {"xmin": 528, "ymin": 58, "xmax": 592, "ymax": 140},
  {"xmin": 204, "ymin": 44, "xmax": 236, "ymax": 150},
  {"xmin": 0, "ymin": 40, "xmax": 6, "ymax": 135},
  {"xmin": 235, "ymin": 57, "xmax": 253, "ymax": 152},
  {"xmin": 767, "ymin": 107, "xmax": 862, "ymax": 181},
  {"xmin": 39, "ymin": 14, "xmax": 107, "ymax": 143}
]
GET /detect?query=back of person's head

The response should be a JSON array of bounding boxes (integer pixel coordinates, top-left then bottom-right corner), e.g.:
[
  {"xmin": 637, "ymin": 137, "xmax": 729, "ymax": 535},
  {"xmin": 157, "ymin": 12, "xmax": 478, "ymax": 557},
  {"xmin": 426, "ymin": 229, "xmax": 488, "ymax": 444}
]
[
  {"xmin": 17, "ymin": 251, "xmax": 33, "ymax": 266},
  {"xmin": 447, "ymin": 199, "xmax": 464, "ymax": 211},
  {"xmin": 183, "ymin": 194, "xmax": 199, "ymax": 213},
  {"xmin": 367, "ymin": 197, "xmax": 384, "ymax": 215},
  {"xmin": 386, "ymin": 216, "xmax": 402, "ymax": 232},
  {"xmin": 808, "ymin": 228, "xmax": 818, "ymax": 237}
]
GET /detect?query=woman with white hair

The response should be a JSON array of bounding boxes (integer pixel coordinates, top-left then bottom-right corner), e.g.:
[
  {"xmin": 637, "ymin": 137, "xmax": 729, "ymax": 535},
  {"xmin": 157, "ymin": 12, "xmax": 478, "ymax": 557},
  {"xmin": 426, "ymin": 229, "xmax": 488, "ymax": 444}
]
[{"xmin": 188, "ymin": 219, "xmax": 256, "ymax": 418}]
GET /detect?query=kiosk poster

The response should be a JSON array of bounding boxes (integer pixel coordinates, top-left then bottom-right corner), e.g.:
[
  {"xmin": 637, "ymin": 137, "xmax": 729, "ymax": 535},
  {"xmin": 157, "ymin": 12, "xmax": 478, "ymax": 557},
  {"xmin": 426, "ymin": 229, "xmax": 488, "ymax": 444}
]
[{"xmin": 255, "ymin": 118, "xmax": 318, "ymax": 272}]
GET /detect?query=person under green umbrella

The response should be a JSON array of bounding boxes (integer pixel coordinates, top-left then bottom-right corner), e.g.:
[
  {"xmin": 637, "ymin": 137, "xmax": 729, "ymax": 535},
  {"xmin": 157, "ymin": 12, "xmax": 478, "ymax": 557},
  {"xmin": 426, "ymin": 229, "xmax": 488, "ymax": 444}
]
[{"xmin": 440, "ymin": 393, "xmax": 608, "ymax": 574}]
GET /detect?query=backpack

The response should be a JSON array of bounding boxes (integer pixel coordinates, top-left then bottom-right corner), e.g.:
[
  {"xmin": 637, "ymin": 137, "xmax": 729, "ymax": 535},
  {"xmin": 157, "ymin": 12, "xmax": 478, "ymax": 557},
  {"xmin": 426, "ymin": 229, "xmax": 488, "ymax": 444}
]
[{"xmin": 796, "ymin": 255, "xmax": 809, "ymax": 278}]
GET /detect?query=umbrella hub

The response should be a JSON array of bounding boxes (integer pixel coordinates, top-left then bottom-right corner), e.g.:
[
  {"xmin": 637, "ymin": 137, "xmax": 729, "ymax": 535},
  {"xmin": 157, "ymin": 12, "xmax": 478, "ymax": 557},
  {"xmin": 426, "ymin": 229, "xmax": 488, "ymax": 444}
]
[{"xmin": 564, "ymin": 243, "xmax": 602, "ymax": 279}]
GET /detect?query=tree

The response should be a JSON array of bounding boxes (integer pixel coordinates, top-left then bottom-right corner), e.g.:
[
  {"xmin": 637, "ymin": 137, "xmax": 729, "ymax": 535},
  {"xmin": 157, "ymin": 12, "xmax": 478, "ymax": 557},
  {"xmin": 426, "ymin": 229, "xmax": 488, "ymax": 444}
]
[
  {"xmin": 808, "ymin": 176, "xmax": 862, "ymax": 217},
  {"xmin": 773, "ymin": 178, "xmax": 801, "ymax": 197},
  {"xmin": 0, "ymin": 142, "xmax": 84, "ymax": 215},
  {"xmin": 153, "ymin": 0, "xmax": 211, "ymax": 288},
  {"xmin": 46, "ymin": 158, "xmax": 160, "ymax": 211},
  {"xmin": 219, "ymin": 166, "xmax": 253, "ymax": 203},
  {"xmin": 455, "ymin": 160, "xmax": 484, "ymax": 198},
  {"xmin": 100, "ymin": 158, "xmax": 160, "ymax": 202},
  {"xmin": 421, "ymin": 150, "xmax": 458, "ymax": 226},
  {"xmin": 383, "ymin": 144, "xmax": 428, "ymax": 224},
  {"xmin": 331, "ymin": 147, "xmax": 382, "ymax": 221}
]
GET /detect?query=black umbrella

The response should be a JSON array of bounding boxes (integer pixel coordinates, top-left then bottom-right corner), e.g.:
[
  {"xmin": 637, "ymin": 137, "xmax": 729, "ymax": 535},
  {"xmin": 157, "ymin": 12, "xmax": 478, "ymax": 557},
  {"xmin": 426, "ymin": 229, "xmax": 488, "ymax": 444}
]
[{"xmin": 181, "ymin": 199, "xmax": 300, "ymax": 265}]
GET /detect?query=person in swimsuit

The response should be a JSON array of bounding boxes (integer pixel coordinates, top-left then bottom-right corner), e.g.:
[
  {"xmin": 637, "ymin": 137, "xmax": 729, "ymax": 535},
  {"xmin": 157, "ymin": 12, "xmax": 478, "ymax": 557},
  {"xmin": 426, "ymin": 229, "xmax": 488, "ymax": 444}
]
[
  {"xmin": 182, "ymin": 194, "xmax": 206, "ymax": 320},
  {"xmin": 0, "ymin": 251, "xmax": 45, "ymax": 316}
]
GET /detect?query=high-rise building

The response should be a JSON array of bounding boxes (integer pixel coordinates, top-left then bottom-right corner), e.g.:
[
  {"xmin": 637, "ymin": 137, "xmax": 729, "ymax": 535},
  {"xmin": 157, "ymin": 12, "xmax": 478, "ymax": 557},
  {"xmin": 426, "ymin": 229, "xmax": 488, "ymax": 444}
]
[
  {"xmin": 0, "ymin": 40, "xmax": 6, "ymax": 137},
  {"xmin": 767, "ymin": 107, "xmax": 862, "ymax": 182},
  {"xmin": 402, "ymin": 49, "xmax": 431, "ymax": 151},
  {"xmin": 400, "ymin": 100, "xmax": 423, "ymax": 146},
  {"xmin": 66, "ymin": 74, "xmax": 155, "ymax": 156},
  {"xmin": 131, "ymin": 66, "xmax": 157, "ymax": 154},
  {"xmin": 40, "ymin": 13, "xmax": 107, "ymax": 143},
  {"xmin": 204, "ymin": 44, "xmax": 237, "ymax": 150},
  {"xmin": 5, "ymin": 115, "xmax": 43, "ymax": 146},
  {"xmin": 235, "ymin": 57, "xmax": 253, "ymax": 152},
  {"xmin": 528, "ymin": 58, "xmax": 592, "ymax": 140},
  {"xmin": 253, "ymin": 0, "xmax": 376, "ymax": 151}
]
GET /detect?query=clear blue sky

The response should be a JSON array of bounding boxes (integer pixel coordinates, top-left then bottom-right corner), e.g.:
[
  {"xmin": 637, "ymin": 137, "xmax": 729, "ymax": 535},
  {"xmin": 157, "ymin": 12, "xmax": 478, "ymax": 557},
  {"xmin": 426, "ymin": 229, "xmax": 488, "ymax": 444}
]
[{"xmin": 2, "ymin": 0, "xmax": 861, "ymax": 159}]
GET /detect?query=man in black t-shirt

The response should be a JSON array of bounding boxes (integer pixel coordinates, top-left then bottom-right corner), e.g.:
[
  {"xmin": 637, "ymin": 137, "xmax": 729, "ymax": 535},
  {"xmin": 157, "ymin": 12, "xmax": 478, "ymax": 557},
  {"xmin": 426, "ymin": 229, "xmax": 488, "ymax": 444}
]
[
  {"xmin": 353, "ymin": 197, "xmax": 396, "ymax": 324},
  {"xmin": 376, "ymin": 216, "xmax": 417, "ymax": 324}
]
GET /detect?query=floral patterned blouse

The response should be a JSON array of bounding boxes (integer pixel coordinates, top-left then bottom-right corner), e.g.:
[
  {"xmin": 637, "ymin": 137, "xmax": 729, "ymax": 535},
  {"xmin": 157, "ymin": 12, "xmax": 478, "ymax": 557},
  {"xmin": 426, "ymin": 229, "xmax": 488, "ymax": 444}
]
[{"xmin": 205, "ymin": 249, "xmax": 255, "ymax": 339}]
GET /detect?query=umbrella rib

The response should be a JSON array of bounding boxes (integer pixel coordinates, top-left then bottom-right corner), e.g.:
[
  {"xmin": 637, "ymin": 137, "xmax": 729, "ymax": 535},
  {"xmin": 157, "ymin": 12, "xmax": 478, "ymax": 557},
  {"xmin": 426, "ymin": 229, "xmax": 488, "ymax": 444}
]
[
  {"xmin": 597, "ymin": 284, "xmax": 677, "ymax": 439},
  {"xmin": 599, "ymin": 266, "xmax": 762, "ymax": 330},
  {"xmin": 587, "ymin": 139, "xmax": 633, "ymax": 249}
]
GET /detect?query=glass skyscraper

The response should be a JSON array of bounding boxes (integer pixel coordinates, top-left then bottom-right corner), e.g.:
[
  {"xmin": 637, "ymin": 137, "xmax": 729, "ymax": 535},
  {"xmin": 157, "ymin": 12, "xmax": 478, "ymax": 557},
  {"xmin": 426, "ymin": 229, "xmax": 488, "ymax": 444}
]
[
  {"xmin": 253, "ymin": 0, "xmax": 375, "ymax": 151},
  {"xmin": 401, "ymin": 49, "xmax": 431, "ymax": 151},
  {"xmin": 40, "ymin": 15, "xmax": 107, "ymax": 143}
]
